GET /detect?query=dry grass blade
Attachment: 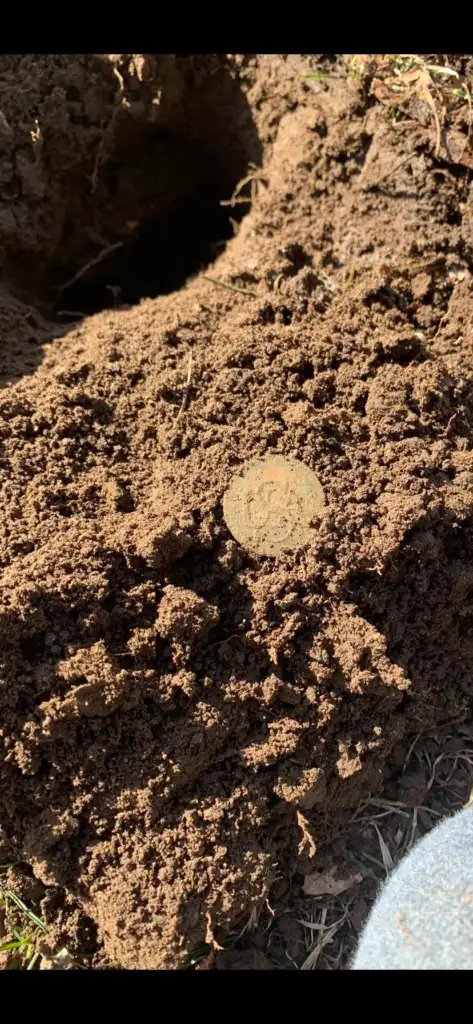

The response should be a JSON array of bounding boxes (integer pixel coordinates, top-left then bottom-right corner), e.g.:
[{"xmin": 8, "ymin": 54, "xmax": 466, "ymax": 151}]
[
  {"xmin": 300, "ymin": 907, "xmax": 348, "ymax": 970},
  {"xmin": 220, "ymin": 164, "xmax": 267, "ymax": 207},
  {"xmin": 234, "ymin": 904, "xmax": 261, "ymax": 940},
  {"xmin": 418, "ymin": 71, "xmax": 442, "ymax": 156},
  {"xmin": 368, "ymin": 53, "xmax": 470, "ymax": 157},
  {"xmin": 202, "ymin": 275, "xmax": 258, "ymax": 298},
  {"xmin": 371, "ymin": 822, "xmax": 394, "ymax": 874}
]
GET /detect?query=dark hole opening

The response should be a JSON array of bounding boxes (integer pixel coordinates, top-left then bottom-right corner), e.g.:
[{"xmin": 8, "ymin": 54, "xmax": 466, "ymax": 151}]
[
  {"xmin": 44, "ymin": 59, "xmax": 262, "ymax": 318},
  {"xmin": 54, "ymin": 130, "xmax": 244, "ymax": 316},
  {"xmin": 0, "ymin": 57, "xmax": 262, "ymax": 323},
  {"xmin": 0, "ymin": 56, "xmax": 262, "ymax": 388}
]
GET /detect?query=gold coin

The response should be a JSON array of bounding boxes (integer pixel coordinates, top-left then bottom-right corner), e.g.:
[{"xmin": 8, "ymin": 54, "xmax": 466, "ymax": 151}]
[{"xmin": 222, "ymin": 455, "xmax": 326, "ymax": 557}]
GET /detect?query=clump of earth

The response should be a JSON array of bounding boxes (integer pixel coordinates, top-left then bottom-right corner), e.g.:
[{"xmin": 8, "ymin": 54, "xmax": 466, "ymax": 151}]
[{"xmin": 1, "ymin": 53, "xmax": 473, "ymax": 969}]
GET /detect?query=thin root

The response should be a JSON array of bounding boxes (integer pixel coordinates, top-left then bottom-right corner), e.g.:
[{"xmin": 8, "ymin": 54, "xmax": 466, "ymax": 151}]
[
  {"xmin": 175, "ymin": 353, "xmax": 193, "ymax": 422},
  {"xmin": 57, "ymin": 242, "xmax": 124, "ymax": 297}
]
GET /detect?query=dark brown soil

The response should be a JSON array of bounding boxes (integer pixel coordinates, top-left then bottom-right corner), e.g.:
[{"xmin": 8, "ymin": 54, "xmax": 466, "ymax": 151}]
[{"xmin": 1, "ymin": 54, "xmax": 473, "ymax": 969}]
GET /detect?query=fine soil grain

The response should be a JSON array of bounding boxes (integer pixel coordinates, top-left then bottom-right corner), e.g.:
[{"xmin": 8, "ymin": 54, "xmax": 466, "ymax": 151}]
[{"xmin": 1, "ymin": 54, "xmax": 473, "ymax": 968}]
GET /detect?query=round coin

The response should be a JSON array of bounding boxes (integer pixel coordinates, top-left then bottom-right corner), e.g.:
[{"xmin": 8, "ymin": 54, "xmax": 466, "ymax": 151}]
[{"xmin": 222, "ymin": 455, "xmax": 326, "ymax": 557}]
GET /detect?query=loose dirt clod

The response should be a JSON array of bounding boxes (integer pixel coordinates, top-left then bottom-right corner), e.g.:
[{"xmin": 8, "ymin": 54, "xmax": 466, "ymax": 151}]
[{"xmin": 1, "ymin": 53, "xmax": 473, "ymax": 970}]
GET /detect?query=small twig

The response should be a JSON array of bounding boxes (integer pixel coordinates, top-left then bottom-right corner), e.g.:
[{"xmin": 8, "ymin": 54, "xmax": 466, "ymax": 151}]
[
  {"xmin": 202, "ymin": 275, "xmax": 258, "ymax": 298},
  {"xmin": 56, "ymin": 309, "xmax": 87, "ymax": 319},
  {"xmin": 420, "ymin": 77, "xmax": 442, "ymax": 156},
  {"xmin": 57, "ymin": 242, "xmax": 123, "ymax": 296},
  {"xmin": 175, "ymin": 353, "xmax": 193, "ymax": 422}
]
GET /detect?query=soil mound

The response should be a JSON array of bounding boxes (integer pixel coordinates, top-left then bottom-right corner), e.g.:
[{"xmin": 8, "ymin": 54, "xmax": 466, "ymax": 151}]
[{"xmin": 1, "ymin": 54, "xmax": 473, "ymax": 968}]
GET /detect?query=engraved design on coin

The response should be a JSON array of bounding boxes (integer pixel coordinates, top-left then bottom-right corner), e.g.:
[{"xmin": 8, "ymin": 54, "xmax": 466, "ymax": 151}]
[{"xmin": 222, "ymin": 455, "xmax": 326, "ymax": 557}]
